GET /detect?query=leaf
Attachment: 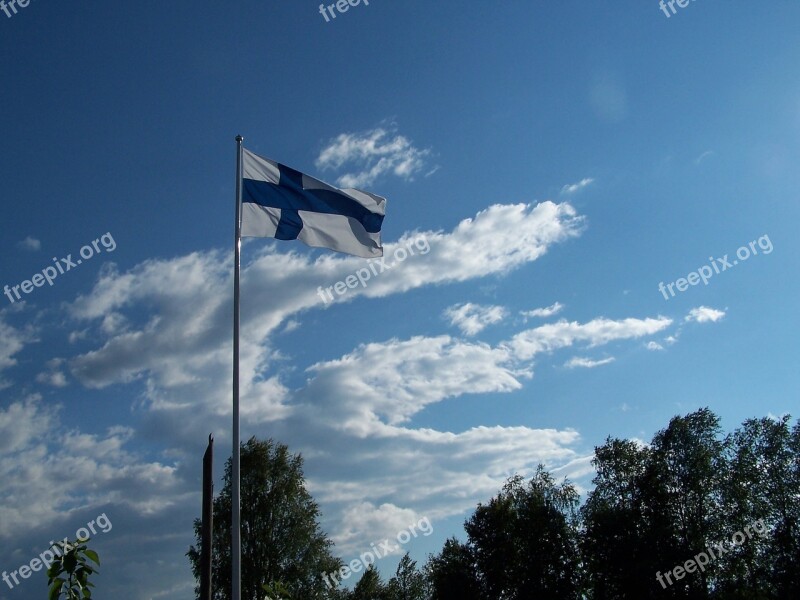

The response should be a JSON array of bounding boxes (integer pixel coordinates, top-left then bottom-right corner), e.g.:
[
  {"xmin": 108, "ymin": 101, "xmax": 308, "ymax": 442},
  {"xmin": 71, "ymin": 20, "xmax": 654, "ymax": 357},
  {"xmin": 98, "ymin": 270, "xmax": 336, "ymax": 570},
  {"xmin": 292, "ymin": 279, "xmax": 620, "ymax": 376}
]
[
  {"xmin": 47, "ymin": 563, "xmax": 63, "ymax": 578},
  {"xmin": 84, "ymin": 549, "xmax": 100, "ymax": 565},
  {"xmin": 48, "ymin": 578, "xmax": 64, "ymax": 600},
  {"xmin": 63, "ymin": 553, "xmax": 78, "ymax": 573}
]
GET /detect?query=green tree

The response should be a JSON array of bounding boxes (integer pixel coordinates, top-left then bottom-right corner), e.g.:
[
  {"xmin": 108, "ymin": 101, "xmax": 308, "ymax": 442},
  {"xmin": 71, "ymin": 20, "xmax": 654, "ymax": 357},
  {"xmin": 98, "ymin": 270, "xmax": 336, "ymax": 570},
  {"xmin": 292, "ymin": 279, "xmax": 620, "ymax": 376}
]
[
  {"xmin": 385, "ymin": 554, "xmax": 426, "ymax": 600},
  {"xmin": 641, "ymin": 408, "xmax": 726, "ymax": 597},
  {"xmin": 465, "ymin": 467, "xmax": 582, "ymax": 599},
  {"xmin": 46, "ymin": 538, "xmax": 100, "ymax": 600},
  {"xmin": 187, "ymin": 437, "xmax": 343, "ymax": 600},
  {"xmin": 581, "ymin": 437, "xmax": 653, "ymax": 598},
  {"xmin": 425, "ymin": 538, "xmax": 482, "ymax": 600},
  {"xmin": 350, "ymin": 564, "xmax": 388, "ymax": 600},
  {"xmin": 716, "ymin": 415, "xmax": 799, "ymax": 598}
]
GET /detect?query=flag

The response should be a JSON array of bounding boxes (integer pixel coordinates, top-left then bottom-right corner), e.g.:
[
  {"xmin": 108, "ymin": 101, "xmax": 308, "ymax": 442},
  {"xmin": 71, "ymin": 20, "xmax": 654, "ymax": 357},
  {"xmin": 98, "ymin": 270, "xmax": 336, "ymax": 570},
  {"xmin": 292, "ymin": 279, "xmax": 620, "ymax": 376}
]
[{"xmin": 240, "ymin": 148, "xmax": 386, "ymax": 258}]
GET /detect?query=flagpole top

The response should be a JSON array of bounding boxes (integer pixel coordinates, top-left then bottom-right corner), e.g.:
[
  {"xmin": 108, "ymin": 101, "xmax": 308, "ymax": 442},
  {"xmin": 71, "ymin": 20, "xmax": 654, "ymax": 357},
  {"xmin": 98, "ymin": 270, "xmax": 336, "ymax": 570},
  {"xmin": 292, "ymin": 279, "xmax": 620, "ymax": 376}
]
[{"xmin": 235, "ymin": 135, "xmax": 243, "ymax": 143}]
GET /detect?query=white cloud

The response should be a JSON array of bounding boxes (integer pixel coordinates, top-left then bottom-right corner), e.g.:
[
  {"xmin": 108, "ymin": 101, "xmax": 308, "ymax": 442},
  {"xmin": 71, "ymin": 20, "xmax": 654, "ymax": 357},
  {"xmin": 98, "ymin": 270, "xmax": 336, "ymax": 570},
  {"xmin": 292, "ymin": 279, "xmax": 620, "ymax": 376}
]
[
  {"xmin": 0, "ymin": 312, "xmax": 35, "ymax": 388},
  {"xmin": 444, "ymin": 303, "xmax": 507, "ymax": 336},
  {"xmin": 315, "ymin": 124, "xmax": 432, "ymax": 188},
  {"xmin": 10, "ymin": 196, "xmax": 732, "ymax": 597},
  {"xmin": 0, "ymin": 395, "xmax": 186, "ymax": 539},
  {"xmin": 66, "ymin": 201, "xmax": 584, "ymax": 403},
  {"xmin": 694, "ymin": 150, "xmax": 715, "ymax": 165},
  {"xmin": 685, "ymin": 306, "xmax": 726, "ymax": 323},
  {"xmin": 506, "ymin": 316, "xmax": 673, "ymax": 361},
  {"xmin": 0, "ymin": 319, "xmax": 27, "ymax": 372},
  {"xmin": 565, "ymin": 356, "xmax": 615, "ymax": 369},
  {"xmin": 69, "ymin": 329, "xmax": 89, "ymax": 343},
  {"xmin": 300, "ymin": 335, "xmax": 522, "ymax": 431},
  {"xmin": 17, "ymin": 236, "xmax": 41, "ymax": 251},
  {"xmin": 560, "ymin": 178, "xmax": 594, "ymax": 195},
  {"xmin": 36, "ymin": 359, "xmax": 69, "ymax": 387},
  {"xmin": 281, "ymin": 319, "xmax": 301, "ymax": 333},
  {"xmin": 334, "ymin": 502, "xmax": 425, "ymax": 555},
  {"xmin": 646, "ymin": 341, "xmax": 664, "ymax": 351},
  {"xmin": 521, "ymin": 302, "xmax": 564, "ymax": 320}
]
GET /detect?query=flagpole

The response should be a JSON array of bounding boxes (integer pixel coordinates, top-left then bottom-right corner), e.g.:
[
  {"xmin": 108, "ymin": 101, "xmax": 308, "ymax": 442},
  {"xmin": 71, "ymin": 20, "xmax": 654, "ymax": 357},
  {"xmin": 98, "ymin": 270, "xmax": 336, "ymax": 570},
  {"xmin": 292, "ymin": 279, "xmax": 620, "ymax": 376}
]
[{"xmin": 232, "ymin": 134, "xmax": 243, "ymax": 600}]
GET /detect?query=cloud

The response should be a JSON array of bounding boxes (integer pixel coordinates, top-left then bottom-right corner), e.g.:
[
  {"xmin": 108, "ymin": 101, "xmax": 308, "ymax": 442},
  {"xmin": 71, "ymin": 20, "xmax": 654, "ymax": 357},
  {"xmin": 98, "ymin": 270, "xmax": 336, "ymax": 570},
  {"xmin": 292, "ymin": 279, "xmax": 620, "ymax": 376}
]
[
  {"xmin": 66, "ymin": 201, "xmax": 584, "ymax": 402},
  {"xmin": 297, "ymin": 335, "xmax": 522, "ymax": 437},
  {"xmin": 299, "ymin": 335, "xmax": 522, "ymax": 431},
  {"xmin": 646, "ymin": 341, "xmax": 664, "ymax": 351},
  {"xmin": 565, "ymin": 356, "xmax": 615, "ymax": 369},
  {"xmin": 10, "ymin": 195, "xmax": 727, "ymax": 597},
  {"xmin": 55, "ymin": 224, "xmax": 670, "ymax": 560},
  {"xmin": 36, "ymin": 359, "xmax": 69, "ymax": 387},
  {"xmin": 281, "ymin": 319, "xmax": 301, "ymax": 334},
  {"xmin": 294, "ymin": 311, "xmax": 673, "ymax": 440},
  {"xmin": 334, "ymin": 502, "xmax": 426, "ymax": 555},
  {"xmin": 16, "ymin": 236, "xmax": 41, "ymax": 251},
  {"xmin": 560, "ymin": 178, "xmax": 594, "ymax": 195},
  {"xmin": 506, "ymin": 316, "xmax": 673, "ymax": 361},
  {"xmin": 36, "ymin": 370, "xmax": 68, "ymax": 386},
  {"xmin": 315, "ymin": 124, "xmax": 432, "ymax": 188},
  {"xmin": 444, "ymin": 303, "xmax": 507, "ymax": 336},
  {"xmin": 0, "ymin": 319, "xmax": 27, "ymax": 372},
  {"xmin": 520, "ymin": 302, "xmax": 564, "ymax": 320},
  {"xmin": 694, "ymin": 150, "xmax": 715, "ymax": 165},
  {"xmin": 0, "ymin": 312, "xmax": 35, "ymax": 388},
  {"xmin": 685, "ymin": 306, "xmax": 726, "ymax": 323},
  {"xmin": 0, "ymin": 395, "xmax": 186, "ymax": 540}
]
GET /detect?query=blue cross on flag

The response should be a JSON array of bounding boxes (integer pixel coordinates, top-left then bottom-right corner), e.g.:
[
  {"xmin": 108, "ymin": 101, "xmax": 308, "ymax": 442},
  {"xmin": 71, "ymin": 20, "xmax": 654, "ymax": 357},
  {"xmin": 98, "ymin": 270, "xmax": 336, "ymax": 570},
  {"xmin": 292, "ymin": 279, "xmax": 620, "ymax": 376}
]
[{"xmin": 240, "ymin": 148, "xmax": 386, "ymax": 258}]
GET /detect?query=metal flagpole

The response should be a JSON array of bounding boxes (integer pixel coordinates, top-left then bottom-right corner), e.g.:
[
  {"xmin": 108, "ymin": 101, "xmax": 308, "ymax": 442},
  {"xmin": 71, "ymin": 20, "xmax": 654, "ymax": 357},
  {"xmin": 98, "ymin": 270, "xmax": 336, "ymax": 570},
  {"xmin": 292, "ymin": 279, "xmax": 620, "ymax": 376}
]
[{"xmin": 232, "ymin": 134, "xmax": 243, "ymax": 600}]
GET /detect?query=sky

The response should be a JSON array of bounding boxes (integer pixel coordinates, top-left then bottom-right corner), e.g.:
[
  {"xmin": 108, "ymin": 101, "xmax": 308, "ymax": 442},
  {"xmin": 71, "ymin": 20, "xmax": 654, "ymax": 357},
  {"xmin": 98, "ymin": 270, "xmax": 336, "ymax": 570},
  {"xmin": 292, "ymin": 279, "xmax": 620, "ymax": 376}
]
[{"xmin": 1, "ymin": 0, "xmax": 800, "ymax": 598}]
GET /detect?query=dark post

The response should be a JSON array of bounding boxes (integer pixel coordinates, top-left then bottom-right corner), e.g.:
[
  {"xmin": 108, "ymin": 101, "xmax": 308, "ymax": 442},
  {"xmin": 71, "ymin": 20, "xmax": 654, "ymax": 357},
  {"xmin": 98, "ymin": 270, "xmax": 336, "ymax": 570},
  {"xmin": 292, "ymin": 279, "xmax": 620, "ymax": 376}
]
[{"xmin": 200, "ymin": 433, "xmax": 214, "ymax": 600}]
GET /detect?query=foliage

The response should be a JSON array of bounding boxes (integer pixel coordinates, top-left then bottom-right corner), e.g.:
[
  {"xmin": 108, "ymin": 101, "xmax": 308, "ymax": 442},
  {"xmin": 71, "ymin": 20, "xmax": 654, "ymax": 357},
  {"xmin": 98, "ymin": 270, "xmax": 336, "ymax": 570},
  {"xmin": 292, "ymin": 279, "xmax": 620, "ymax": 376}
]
[
  {"xmin": 187, "ymin": 437, "xmax": 343, "ymax": 600},
  {"xmin": 187, "ymin": 411, "xmax": 800, "ymax": 600},
  {"xmin": 46, "ymin": 538, "xmax": 100, "ymax": 600},
  {"xmin": 385, "ymin": 554, "xmax": 427, "ymax": 600}
]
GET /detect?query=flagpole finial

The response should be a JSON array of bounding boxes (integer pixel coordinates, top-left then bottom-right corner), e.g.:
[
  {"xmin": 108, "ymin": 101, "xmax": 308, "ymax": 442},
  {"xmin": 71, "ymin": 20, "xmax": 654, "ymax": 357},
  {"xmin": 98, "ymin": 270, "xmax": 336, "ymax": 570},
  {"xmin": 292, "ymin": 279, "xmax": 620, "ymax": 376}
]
[{"xmin": 235, "ymin": 135, "xmax": 243, "ymax": 143}]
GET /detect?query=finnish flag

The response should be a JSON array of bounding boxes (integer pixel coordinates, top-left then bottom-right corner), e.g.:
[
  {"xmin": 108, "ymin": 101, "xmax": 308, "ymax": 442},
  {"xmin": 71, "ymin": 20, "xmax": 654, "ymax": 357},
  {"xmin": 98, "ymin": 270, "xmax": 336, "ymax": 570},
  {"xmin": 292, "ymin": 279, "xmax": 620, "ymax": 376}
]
[{"xmin": 241, "ymin": 148, "xmax": 386, "ymax": 258}]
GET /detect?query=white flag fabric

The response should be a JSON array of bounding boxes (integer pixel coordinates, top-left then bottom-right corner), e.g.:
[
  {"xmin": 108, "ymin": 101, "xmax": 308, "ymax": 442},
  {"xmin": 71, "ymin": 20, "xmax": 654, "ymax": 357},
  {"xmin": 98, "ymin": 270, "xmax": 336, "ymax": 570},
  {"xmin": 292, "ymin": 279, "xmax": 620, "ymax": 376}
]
[{"xmin": 240, "ymin": 148, "xmax": 386, "ymax": 258}]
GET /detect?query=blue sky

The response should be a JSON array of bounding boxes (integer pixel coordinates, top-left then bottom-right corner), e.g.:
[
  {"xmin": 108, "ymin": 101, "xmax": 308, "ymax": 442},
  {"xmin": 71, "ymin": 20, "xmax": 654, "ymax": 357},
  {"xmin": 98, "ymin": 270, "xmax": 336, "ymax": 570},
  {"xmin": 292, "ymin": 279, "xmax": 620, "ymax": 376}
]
[{"xmin": 2, "ymin": 0, "xmax": 800, "ymax": 597}]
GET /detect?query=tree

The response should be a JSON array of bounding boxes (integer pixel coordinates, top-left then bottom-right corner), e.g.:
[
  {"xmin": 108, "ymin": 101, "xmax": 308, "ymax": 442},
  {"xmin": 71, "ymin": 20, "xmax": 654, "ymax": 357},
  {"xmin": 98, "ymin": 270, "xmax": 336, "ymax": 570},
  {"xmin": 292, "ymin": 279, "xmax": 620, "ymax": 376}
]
[
  {"xmin": 425, "ymin": 538, "xmax": 482, "ymax": 600},
  {"xmin": 385, "ymin": 554, "xmax": 426, "ymax": 600},
  {"xmin": 464, "ymin": 467, "xmax": 582, "ymax": 599},
  {"xmin": 46, "ymin": 538, "xmax": 100, "ymax": 600},
  {"xmin": 642, "ymin": 408, "xmax": 726, "ymax": 597},
  {"xmin": 717, "ymin": 415, "xmax": 798, "ymax": 598},
  {"xmin": 187, "ymin": 437, "xmax": 343, "ymax": 600},
  {"xmin": 350, "ymin": 564, "xmax": 388, "ymax": 600},
  {"xmin": 581, "ymin": 437, "xmax": 653, "ymax": 598}
]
